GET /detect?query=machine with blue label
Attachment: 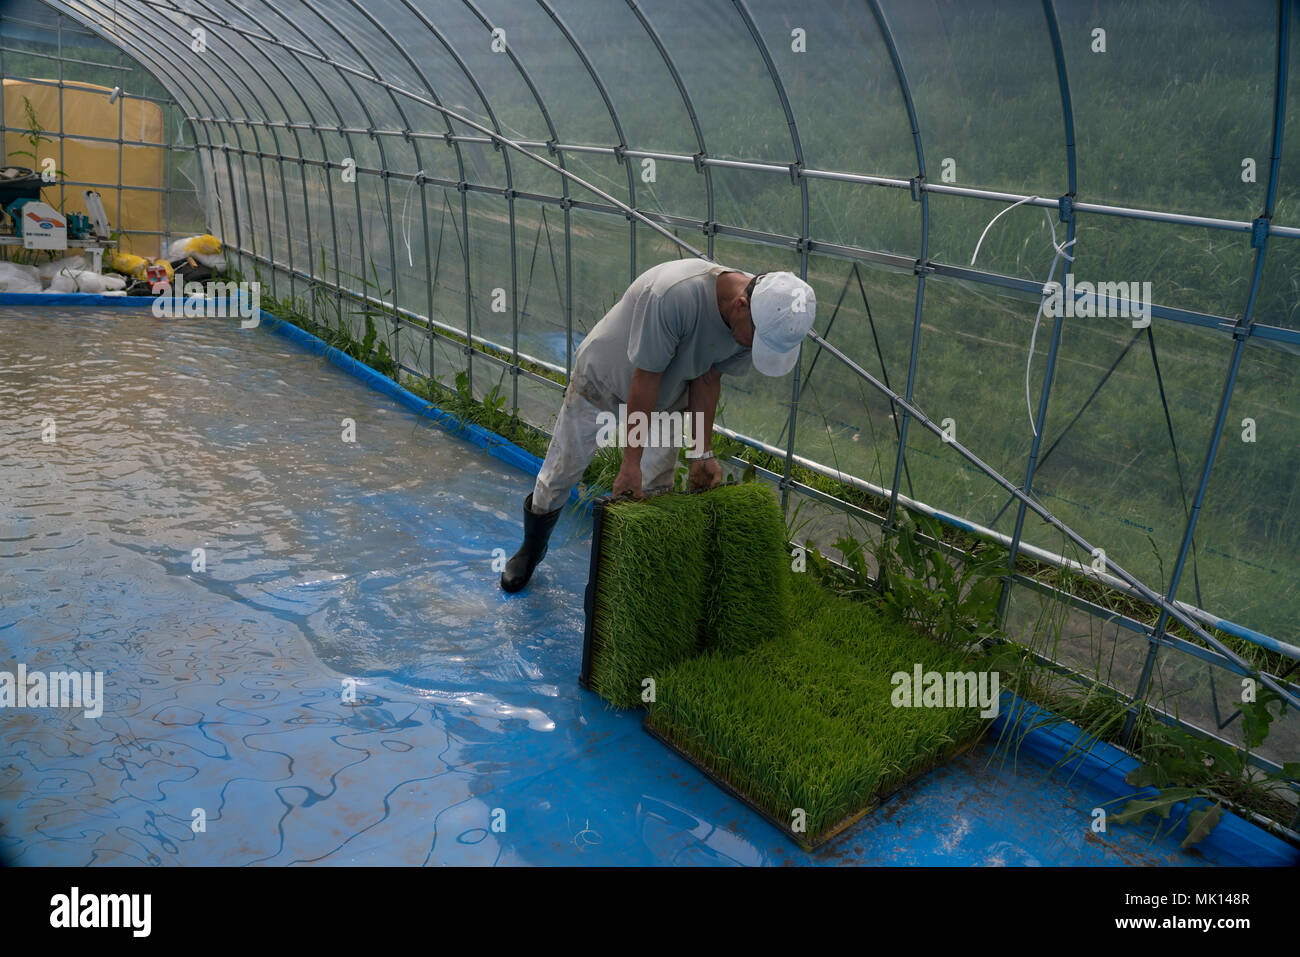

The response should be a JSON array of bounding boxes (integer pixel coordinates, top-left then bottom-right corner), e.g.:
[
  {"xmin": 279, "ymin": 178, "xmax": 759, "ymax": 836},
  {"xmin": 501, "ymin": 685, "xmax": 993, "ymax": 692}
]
[
  {"xmin": 7, "ymin": 198, "xmax": 69, "ymax": 249},
  {"xmin": 0, "ymin": 167, "xmax": 112, "ymax": 270}
]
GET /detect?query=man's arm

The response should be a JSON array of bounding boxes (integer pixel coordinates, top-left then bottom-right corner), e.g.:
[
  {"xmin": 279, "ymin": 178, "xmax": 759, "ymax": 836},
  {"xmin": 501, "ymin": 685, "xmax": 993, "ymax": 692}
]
[
  {"xmin": 687, "ymin": 366, "xmax": 723, "ymax": 492},
  {"xmin": 612, "ymin": 366, "xmax": 662, "ymax": 498}
]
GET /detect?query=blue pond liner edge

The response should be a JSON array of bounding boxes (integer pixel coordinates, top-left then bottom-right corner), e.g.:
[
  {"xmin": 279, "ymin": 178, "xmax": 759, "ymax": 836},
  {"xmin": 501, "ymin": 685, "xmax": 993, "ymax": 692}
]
[
  {"xmin": 991, "ymin": 693, "xmax": 1298, "ymax": 865},
  {"xmin": 5, "ymin": 292, "xmax": 1296, "ymax": 865}
]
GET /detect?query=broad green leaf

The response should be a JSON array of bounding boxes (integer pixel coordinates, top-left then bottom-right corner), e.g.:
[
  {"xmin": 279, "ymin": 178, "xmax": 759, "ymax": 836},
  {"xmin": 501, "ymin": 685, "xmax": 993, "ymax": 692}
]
[
  {"xmin": 1111, "ymin": 788, "xmax": 1198, "ymax": 826},
  {"xmin": 1125, "ymin": 764, "xmax": 1169, "ymax": 789},
  {"xmin": 1181, "ymin": 803, "xmax": 1223, "ymax": 849}
]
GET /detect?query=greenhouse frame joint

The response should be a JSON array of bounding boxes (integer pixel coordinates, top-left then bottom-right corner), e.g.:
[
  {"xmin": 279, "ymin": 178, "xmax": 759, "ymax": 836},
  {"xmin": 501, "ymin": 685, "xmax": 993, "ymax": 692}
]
[{"xmin": 1251, "ymin": 216, "xmax": 1270, "ymax": 248}]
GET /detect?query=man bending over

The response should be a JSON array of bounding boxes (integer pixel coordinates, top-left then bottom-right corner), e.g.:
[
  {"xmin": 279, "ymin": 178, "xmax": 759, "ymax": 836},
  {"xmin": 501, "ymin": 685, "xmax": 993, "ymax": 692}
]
[{"xmin": 500, "ymin": 258, "xmax": 816, "ymax": 593}]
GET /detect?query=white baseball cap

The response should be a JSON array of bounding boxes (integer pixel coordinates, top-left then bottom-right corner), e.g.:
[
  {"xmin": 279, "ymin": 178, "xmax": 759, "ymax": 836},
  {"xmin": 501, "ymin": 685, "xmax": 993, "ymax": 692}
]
[{"xmin": 749, "ymin": 271, "xmax": 816, "ymax": 377}]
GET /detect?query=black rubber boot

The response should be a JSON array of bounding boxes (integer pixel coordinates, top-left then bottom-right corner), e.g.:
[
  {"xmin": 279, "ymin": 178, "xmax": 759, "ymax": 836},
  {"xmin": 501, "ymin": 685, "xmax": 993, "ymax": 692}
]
[{"xmin": 500, "ymin": 493, "xmax": 563, "ymax": 593}]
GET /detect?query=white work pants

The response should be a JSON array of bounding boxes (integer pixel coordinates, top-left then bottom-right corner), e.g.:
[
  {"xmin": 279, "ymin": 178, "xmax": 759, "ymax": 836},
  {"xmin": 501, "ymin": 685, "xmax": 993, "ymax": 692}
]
[{"xmin": 530, "ymin": 386, "xmax": 684, "ymax": 513}]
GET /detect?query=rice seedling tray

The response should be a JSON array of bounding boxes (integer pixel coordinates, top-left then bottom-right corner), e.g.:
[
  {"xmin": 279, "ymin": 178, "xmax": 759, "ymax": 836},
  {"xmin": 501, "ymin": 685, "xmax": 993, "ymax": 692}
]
[
  {"xmin": 579, "ymin": 484, "xmax": 992, "ymax": 851},
  {"xmin": 643, "ymin": 718, "xmax": 981, "ymax": 852},
  {"xmin": 639, "ymin": 572, "xmax": 994, "ymax": 850},
  {"xmin": 579, "ymin": 484, "xmax": 789, "ymax": 705},
  {"xmin": 577, "ymin": 495, "xmax": 608, "ymax": 693}
]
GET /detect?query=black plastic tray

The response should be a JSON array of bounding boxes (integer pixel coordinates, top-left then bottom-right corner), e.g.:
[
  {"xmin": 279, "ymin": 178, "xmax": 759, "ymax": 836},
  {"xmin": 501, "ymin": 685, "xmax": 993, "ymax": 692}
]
[{"xmin": 578, "ymin": 495, "xmax": 610, "ymax": 692}]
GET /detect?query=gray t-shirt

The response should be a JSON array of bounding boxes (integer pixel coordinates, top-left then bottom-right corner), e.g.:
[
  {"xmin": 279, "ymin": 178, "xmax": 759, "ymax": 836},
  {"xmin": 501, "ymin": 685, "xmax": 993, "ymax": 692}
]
[{"xmin": 570, "ymin": 258, "xmax": 752, "ymax": 410}]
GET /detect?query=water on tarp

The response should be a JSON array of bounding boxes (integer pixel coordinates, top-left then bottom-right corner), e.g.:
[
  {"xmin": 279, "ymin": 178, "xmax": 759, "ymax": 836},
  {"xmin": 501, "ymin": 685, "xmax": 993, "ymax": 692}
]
[{"xmin": 0, "ymin": 308, "xmax": 1254, "ymax": 866}]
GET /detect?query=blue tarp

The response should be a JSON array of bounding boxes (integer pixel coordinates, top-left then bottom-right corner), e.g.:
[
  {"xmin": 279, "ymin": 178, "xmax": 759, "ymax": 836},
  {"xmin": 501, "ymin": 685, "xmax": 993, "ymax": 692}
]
[{"xmin": 0, "ymin": 298, "xmax": 1293, "ymax": 866}]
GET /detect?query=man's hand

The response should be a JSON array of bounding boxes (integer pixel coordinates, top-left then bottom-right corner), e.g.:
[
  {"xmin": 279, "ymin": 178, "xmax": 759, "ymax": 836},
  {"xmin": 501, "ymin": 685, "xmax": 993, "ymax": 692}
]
[
  {"xmin": 688, "ymin": 456, "xmax": 722, "ymax": 492},
  {"xmin": 613, "ymin": 458, "xmax": 643, "ymax": 498},
  {"xmin": 615, "ymin": 367, "xmax": 661, "ymax": 499},
  {"xmin": 687, "ymin": 367, "xmax": 722, "ymax": 480}
]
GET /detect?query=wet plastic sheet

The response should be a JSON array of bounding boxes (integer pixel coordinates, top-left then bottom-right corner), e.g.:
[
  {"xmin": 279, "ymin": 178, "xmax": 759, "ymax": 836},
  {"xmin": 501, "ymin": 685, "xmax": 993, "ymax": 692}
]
[{"xmin": 0, "ymin": 304, "xmax": 1292, "ymax": 866}]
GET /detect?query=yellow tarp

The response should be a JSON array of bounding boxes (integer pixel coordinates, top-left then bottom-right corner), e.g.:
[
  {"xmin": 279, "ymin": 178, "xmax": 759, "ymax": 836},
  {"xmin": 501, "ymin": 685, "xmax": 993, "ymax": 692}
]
[{"xmin": 4, "ymin": 77, "xmax": 164, "ymax": 256}]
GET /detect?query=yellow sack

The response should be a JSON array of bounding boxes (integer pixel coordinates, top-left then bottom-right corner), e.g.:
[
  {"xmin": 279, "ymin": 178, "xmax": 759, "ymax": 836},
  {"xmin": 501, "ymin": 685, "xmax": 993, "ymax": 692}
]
[
  {"xmin": 106, "ymin": 250, "xmax": 148, "ymax": 278},
  {"xmin": 166, "ymin": 234, "xmax": 223, "ymax": 260},
  {"xmin": 105, "ymin": 250, "xmax": 175, "ymax": 283}
]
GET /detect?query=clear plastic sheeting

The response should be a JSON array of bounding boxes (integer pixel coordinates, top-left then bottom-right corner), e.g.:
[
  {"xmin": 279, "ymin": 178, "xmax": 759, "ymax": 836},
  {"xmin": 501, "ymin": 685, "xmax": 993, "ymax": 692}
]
[{"xmin": 6, "ymin": 0, "xmax": 1300, "ymax": 796}]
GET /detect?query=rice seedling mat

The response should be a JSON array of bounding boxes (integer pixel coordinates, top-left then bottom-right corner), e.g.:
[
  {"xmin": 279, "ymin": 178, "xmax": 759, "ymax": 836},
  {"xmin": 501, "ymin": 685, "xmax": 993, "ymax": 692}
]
[
  {"xmin": 642, "ymin": 719, "xmax": 981, "ymax": 852},
  {"xmin": 580, "ymin": 485, "xmax": 992, "ymax": 850}
]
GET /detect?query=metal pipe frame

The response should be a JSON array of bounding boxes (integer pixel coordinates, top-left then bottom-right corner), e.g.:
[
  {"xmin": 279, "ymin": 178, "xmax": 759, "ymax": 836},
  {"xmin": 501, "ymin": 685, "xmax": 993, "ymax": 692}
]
[
  {"xmin": 731, "ymin": 0, "xmax": 810, "ymax": 512},
  {"xmin": 0, "ymin": 122, "xmax": 194, "ymax": 151},
  {"xmin": 104, "ymin": 99, "xmax": 1300, "ymax": 243},
  {"xmin": 997, "ymin": 0, "xmax": 1080, "ymax": 629},
  {"xmin": 106, "ymin": 117, "xmax": 1300, "ymax": 348},
  {"xmin": 342, "ymin": 0, "xmax": 475, "ymax": 391},
  {"xmin": 224, "ymin": 0, "xmax": 363, "ymax": 312},
  {"xmin": 460, "ymin": 0, "xmax": 572, "ymax": 404},
  {"xmin": 28, "ymin": 0, "xmax": 1300, "ymax": 753},
  {"xmin": 3, "ymin": 7, "xmax": 100, "ymax": 36},
  {"xmin": 69, "ymin": 0, "xmax": 280, "ymax": 284},
  {"xmin": 0, "ymin": 69, "xmax": 171, "ymax": 106},
  {"xmin": 61, "ymin": 0, "xmax": 256, "ymax": 263},
  {"xmin": 535, "ymin": 0, "xmax": 640, "ymax": 286},
  {"xmin": 167, "ymin": 2, "xmax": 280, "ymax": 296},
  {"xmin": 115, "ymin": 3, "xmax": 269, "ymax": 275},
  {"xmin": 274, "ymin": 0, "xmax": 468, "ymax": 375},
  {"xmin": 382, "ymin": 0, "xmax": 519, "ymax": 398},
  {"xmin": 1124, "ymin": 0, "xmax": 1294, "ymax": 743},
  {"xmin": 161, "ymin": 120, "xmax": 1300, "ymax": 241},
  {"xmin": 271, "ymin": 1, "xmax": 403, "ymax": 325},
  {"xmin": 869, "ymin": 0, "xmax": 929, "ymax": 551},
  {"xmin": 0, "ymin": 42, "xmax": 148, "ymax": 77},
  {"xmin": 183, "ymin": 0, "xmax": 312, "ymax": 304},
  {"xmin": 804, "ymin": 328, "xmax": 1299, "ymax": 710},
  {"xmin": 190, "ymin": 0, "xmax": 371, "ymax": 316},
  {"xmin": 625, "ymin": 0, "xmax": 716, "ymax": 260}
]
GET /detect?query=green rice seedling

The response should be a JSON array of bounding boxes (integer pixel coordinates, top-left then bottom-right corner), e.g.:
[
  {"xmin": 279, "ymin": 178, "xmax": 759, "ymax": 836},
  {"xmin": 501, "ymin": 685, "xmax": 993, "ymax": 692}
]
[
  {"xmin": 698, "ymin": 482, "xmax": 790, "ymax": 656},
  {"xmin": 587, "ymin": 493, "xmax": 711, "ymax": 707},
  {"xmin": 587, "ymin": 483, "xmax": 794, "ymax": 706},
  {"xmin": 646, "ymin": 574, "xmax": 993, "ymax": 847}
]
